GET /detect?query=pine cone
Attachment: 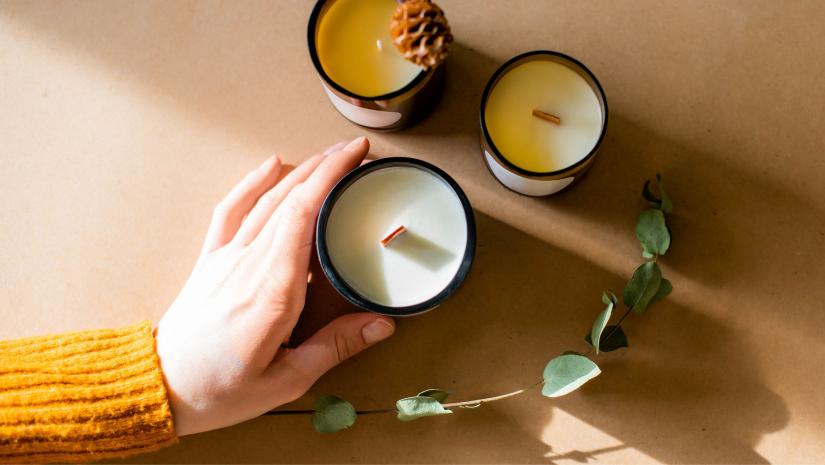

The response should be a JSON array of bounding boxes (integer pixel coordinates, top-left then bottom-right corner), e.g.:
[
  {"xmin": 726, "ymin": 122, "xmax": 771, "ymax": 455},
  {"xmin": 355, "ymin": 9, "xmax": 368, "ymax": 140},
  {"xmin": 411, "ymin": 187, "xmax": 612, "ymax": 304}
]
[{"xmin": 390, "ymin": 0, "xmax": 453, "ymax": 69}]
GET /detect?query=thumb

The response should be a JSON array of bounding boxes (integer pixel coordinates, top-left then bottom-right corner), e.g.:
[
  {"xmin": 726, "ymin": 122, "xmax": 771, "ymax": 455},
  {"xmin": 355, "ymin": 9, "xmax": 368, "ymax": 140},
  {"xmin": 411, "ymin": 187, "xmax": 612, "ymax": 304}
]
[{"xmin": 274, "ymin": 313, "xmax": 395, "ymax": 394}]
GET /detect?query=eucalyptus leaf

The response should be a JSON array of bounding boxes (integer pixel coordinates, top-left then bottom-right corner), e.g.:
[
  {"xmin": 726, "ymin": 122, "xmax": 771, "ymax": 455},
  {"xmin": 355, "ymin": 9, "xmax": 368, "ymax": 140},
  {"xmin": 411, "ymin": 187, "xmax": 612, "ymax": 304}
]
[
  {"xmin": 585, "ymin": 325, "xmax": 629, "ymax": 352},
  {"xmin": 590, "ymin": 299, "xmax": 614, "ymax": 354},
  {"xmin": 623, "ymin": 262, "xmax": 663, "ymax": 314},
  {"xmin": 656, "ymin": 174, "xmax": 673, "ymax": 213},
  {"xmin": 642, "ymin": 175, "xmax": 673, "ymax": 214},
  {"xmin": 396, "ymin": 396, "xmax": 452, "ymax": 422},
  {"xmin": 650, "ymin": 278, "xmax": 673, "ymax": 305},
  {"xmin": 417, "ymin": 389, "xmax": 449, "ymax": 403},
  {"xmin": 541, "ymin": 354, "xmax": 601, "ymax": 398},
  {"xmin": 601, "ymin": 291, "xmax": 617, "ymax": 306},
  {"xmin": 642, "ymin": 180, "xmax": 662, "ymax": 209},
  {"xmin": 312, "ymin": 395, "xmax": 356, "ymax": 433},
  {"xmin": 636, "ymin": 209, "xmax": 671, "ymax": 257}
]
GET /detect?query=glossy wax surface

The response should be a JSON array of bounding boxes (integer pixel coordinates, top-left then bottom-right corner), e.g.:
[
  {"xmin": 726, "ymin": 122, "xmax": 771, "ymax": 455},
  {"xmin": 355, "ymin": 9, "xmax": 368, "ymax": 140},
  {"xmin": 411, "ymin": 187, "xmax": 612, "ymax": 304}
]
[
  {"xmin": 485, "ymin": 59, "xmax": 603, "ymax": 173},
  {"xmin": 317, "ymin": 0, "xmax": 422, "ymax": 97},
  {"xmin": 325, "ymin": 165, "xmax": 467, "ymax": 308}
]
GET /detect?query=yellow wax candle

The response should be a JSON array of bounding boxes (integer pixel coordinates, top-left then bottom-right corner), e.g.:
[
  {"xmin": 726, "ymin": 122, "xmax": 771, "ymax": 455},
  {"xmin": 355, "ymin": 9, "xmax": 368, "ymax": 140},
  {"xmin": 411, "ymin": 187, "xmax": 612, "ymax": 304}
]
[
  {"xmin": 317, "ymin": 0, "xmax": 422, "ymax": 97},
  {"xmin": 484, "ymin": 60, "xmax": 603, "ymax": 173}
]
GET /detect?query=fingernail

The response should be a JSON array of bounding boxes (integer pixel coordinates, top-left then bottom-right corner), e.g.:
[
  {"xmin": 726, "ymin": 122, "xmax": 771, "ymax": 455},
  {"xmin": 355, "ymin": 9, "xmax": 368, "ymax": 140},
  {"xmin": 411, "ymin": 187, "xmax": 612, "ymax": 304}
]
[
  {"xmin": 323, "ymin": 141, "xmax": 347, "ymax": 156},
  {"xmin": 343, "ymin": 136, "xmax": 367, "ymax": 152},
  {"xmin": 361, "ymin": 318, "xmax": 394, "ymax": 344}
]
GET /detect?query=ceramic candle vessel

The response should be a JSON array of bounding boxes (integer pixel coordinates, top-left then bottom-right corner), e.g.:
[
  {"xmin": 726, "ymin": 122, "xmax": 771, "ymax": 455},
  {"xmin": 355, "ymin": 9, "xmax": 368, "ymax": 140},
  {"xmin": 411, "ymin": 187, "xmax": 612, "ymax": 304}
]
[
  {"xmin": 480, "ymin": 50, "xmax": 608, "ymax": 196},
  {"xmin": 308, "ymin": 0, "xmax": 446, "ymax": 131},
  {"xmin": 316, "ymin": 158, "xmax": 475, "ymax": 316}
]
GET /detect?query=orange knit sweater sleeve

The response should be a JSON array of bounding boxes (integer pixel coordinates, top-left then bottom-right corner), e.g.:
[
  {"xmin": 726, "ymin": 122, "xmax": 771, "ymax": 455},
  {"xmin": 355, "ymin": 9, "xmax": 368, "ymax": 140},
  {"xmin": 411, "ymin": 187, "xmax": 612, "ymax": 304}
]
[{"xmin": 0, "ymin": 321, "xmax": 177, "ymax": 463}]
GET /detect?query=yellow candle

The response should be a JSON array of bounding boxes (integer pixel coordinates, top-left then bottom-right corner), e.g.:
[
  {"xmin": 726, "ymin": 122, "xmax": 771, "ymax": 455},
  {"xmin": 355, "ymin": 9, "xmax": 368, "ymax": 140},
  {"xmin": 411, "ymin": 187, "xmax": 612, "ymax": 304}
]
[
  {"xmin": 484, "ymin": 59, "xmax": 604, "ymax": 173},
  {"xmin": 317, "ymin": 0, "xmax": 422, "ymax": 97}
]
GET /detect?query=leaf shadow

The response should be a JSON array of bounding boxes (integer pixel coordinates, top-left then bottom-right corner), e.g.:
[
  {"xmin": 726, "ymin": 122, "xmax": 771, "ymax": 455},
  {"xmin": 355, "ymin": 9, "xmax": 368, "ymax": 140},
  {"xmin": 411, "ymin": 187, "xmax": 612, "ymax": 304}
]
[
  {"xmin": 123, "ymin": 212, "xmax": 789, "ymax": 464},
  {"xmin": 7, "ymin": 2, "xmax": 800, "ymax": 462}
]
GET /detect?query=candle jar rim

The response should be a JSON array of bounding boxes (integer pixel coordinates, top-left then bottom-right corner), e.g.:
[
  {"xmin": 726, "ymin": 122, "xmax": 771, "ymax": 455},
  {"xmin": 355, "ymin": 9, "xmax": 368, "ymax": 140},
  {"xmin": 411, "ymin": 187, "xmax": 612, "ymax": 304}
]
[
  {"xmin": 479, "ymin": 50, "xmax": 609, "ymax": 179},
  {"xmin": 307, "ymin": 0, "xmax": 431, "ymax": 102},
  {"xmin": 315, "ymin": 157, "xmax": 476, "ymax": 317}
]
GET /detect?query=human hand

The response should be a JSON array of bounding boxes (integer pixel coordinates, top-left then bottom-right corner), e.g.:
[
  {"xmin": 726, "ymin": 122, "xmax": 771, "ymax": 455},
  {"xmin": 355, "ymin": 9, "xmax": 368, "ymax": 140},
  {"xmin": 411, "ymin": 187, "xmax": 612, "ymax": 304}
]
[{"xmin": 154, "ymin": 137, "xmax": 395, "ymax": 436}]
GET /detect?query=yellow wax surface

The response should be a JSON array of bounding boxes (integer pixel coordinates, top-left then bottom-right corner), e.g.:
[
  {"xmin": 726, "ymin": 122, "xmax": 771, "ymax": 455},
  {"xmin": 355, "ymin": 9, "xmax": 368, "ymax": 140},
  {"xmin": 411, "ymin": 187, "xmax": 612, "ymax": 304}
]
[
  {"xmin": 484, "ymin": 60, "xmax": 603, "ymax": 173},
  {"xmin": 317, "ymin": 0, "xmax": 422, "ymax": 97}
]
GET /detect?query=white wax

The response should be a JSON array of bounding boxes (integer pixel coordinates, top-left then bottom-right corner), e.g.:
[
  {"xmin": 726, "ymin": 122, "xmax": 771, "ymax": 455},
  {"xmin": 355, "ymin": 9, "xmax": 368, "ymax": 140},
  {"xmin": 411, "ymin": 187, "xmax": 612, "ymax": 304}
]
[{"xmin": 325, "ymin": 165, "xmax": 468, "ymax": 307}]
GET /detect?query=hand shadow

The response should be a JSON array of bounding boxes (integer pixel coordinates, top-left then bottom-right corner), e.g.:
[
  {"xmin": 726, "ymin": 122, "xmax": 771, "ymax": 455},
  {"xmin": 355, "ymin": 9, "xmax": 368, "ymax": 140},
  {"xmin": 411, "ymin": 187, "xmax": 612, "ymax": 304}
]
[{"xmin": 124, "ymin": 212, "xmax": 788, "ymax": 465}]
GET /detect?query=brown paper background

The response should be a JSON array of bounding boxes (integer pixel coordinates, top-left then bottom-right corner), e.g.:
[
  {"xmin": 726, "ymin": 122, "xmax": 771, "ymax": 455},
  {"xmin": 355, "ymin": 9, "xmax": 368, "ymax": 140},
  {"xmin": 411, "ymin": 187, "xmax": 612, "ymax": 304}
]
[{"xmin": 1, "ymin": 1, "xmax": 824, "ymax": 463}]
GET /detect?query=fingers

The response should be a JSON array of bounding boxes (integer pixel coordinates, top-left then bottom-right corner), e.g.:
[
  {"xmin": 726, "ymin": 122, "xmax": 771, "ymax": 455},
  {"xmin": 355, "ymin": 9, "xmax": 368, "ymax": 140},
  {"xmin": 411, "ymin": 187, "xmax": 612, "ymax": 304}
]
[
  {"xmin": 234, "ymin": 141, "xmax": 349, "ymax": 246},
  {"xmin": 266, "ymin": 313, "xmax": 395, "ymax": 401},
  {"xmin": 202, "ymin": 156, "xmax": 282, "ymax": 254},
  {"xmin": 260, "ymin": 137, "xmax": 369, "ymax": 320},
  {"xmin": 323, "ymin": 141, "xmax": 349, "ymax": 156},
  {"xmin": 233, "ymin": 155, "xmax": 325, "ymax": 246}
]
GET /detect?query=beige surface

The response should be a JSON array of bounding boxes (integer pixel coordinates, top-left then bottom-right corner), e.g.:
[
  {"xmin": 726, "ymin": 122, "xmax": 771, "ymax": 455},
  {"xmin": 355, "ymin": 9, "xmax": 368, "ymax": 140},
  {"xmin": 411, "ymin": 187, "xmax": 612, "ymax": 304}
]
[{"xmin": 1, "ymin": 1, "xmax": 824, "ymax": 463}]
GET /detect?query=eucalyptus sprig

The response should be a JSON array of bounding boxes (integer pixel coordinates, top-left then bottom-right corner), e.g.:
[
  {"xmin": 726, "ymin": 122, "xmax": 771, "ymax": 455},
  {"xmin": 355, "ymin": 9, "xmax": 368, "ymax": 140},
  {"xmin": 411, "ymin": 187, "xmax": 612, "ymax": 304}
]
[{"xmin": 265, "ymin": 174, "xmax": 675, "ymax": 433}]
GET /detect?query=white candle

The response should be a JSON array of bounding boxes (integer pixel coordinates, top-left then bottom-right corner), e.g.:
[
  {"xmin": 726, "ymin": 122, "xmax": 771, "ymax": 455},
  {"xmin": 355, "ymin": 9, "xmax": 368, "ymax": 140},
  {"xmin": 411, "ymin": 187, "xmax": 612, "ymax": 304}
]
[{"xmin": 318, "ymin": 159, "xmax": 474, "ymax": 313}]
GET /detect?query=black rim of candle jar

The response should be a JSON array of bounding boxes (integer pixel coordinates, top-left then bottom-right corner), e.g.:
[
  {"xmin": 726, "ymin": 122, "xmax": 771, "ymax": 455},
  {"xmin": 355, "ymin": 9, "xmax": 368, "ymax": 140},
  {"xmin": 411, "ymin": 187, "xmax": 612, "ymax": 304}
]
[
  {"xmin": 307, "ymin": 0, "xmax": 430, "ymax": 102},
  {"xmin": 479, "ymin": 50, "xmax": 609, "ymax": 178},
  {"xmin": 316, "ymin": 157, "xmax": 476, "ymax": 317}
]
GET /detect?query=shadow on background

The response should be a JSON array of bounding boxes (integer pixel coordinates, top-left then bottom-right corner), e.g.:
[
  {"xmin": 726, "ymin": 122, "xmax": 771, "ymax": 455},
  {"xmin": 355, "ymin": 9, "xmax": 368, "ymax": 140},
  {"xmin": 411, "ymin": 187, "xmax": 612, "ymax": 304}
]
[
  {"xmin": 123, "ymin": 212, "xmax": 787, "ymax": 464},
  {"xmin": 1, "ymin": 2, "xmax": 806, "ymax": 463}
]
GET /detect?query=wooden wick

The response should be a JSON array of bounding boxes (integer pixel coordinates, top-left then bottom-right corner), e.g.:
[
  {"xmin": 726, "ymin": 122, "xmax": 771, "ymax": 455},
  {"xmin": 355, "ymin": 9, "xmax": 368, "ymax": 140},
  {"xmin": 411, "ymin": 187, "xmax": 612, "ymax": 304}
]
[
  {"xmin": 380, "ymin": 225, "xmax": 407, "ymax": 247},
  {"xmin": 532, "ymin": 109, "xmax": 561, "ymax": 125}
]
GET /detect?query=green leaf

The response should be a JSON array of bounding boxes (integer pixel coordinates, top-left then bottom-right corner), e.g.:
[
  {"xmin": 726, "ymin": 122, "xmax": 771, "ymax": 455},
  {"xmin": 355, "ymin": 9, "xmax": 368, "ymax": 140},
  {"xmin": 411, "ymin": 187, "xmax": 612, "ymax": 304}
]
[
  {"xmin": 636, "ymin": 209, "xmax": 671, "ymax": 257},
  {"xmin": 656, "ymin": 174, "xmax": 673, "ymax": 213},
  {"xmin": 642, "ymin": 180, "xmax": 662, "ymax": 209},
  {"xmin": 312, "ymin": 395, "xmax": 356, "ymax": 433},
  {"xmin": 650, "ymin": 278, "xmax": 673, "ymax": 305},
  {"xmin": 396, "ymin": 396, "xmax": 453, "ymax": 422},
  {"xmin": 417, "ymin": 389, "xmax": 449, "ymax": 403},
  {"xmin": 641, "ymin": 174, "xmax": 673, "ymax": 213},
  {"xmin": 585, "ymin": 325, "xmax": 629, "ymax": 352},
  {"xmin": 601, "ymin": 291, "xmax": 617, "ymax": 306},
  {"xmin": 541, "ymin": 354, "xmax": 601, "ymax": 398},
  {"xmin": 623, "ymin": 262, "xmax": 663, "ymax": 314},
  {"xmin": 590, "ymin": 299, "xmax": 614, "ymax": 354}
]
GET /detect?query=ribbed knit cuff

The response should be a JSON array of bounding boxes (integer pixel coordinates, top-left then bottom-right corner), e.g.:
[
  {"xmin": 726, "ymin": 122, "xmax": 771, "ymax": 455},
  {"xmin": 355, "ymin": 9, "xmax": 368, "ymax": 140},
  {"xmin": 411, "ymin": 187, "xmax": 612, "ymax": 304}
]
[{"xmin": 0, "ymin": 321, "xmax": 177, "ymax": 463}]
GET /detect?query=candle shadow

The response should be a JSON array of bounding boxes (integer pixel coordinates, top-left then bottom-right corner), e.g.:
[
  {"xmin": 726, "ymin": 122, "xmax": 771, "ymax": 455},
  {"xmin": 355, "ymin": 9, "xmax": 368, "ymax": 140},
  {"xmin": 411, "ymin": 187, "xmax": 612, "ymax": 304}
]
[
  {"xmin": 407, "ymin": 42, "xmax": 501, "ymax": 139},
  {"xmin": 286, "ymin": 244, "xmax": 389, "ymax": 348},
  {"xmin": 125, "ymin": 211, "xmax": 789, "ymax": 465},
  {"xmin": 385, "ymin": 230, "xmax": 456, "ymax": 272},
  {"xmin": 288, "ymin": 228, "xmax": 454, "ymax": 346},
  {"xmin": 3, "ymin": 2, "xmax": 812, "ymax": 463}
]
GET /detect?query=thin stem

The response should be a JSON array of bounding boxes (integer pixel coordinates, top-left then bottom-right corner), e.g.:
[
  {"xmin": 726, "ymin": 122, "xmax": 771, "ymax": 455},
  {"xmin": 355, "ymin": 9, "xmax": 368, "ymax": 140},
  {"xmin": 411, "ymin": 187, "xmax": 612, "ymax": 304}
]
[
  {"xmin": 263, "ymin": 409, "xmax": 314, "ymax": 415},
  {"xmin": 442, "ymin": 380, "xmax": 544, "ymax": 408},
  {"xmin": 594, "ymin": 253, "xmax": 660, "ymax": 350},
  {"xmin": 354, "ymin": 408, "xmax": 396, "ymax": 415},
  {"xmin": 262, "ymin": 380, "xmax": 545, "ymax": 416},
  {"xmin": 264, "ymin": 408, "xmax": 395, "ymax": 416},
  {"xmin": 585, "ymin": 303, "xmax": 634, "ymax": 357},
  {"xmin": 601, "ymin": 306, "xmax": 632, "ymax": 345}
]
